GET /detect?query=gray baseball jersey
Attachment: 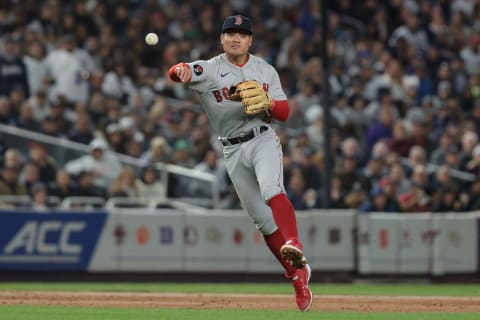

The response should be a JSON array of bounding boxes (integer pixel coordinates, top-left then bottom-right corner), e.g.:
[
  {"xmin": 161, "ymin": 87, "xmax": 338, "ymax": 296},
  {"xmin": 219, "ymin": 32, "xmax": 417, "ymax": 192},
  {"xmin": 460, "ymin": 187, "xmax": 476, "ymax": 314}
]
[
  {"xmin": 186, "ymin": 53, "xmax": 286, "ymax": 138},
  {"xmin": 186, "ymin": 53, "xmax": 287, "ymax": 235}
]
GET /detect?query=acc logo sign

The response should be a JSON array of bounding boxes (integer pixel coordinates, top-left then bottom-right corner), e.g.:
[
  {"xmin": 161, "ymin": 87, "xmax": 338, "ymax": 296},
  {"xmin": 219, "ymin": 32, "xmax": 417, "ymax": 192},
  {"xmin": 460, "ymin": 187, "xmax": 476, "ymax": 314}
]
[{"xmin": 3, "ymin": 221, "xmax": 86, "ymax": 255}]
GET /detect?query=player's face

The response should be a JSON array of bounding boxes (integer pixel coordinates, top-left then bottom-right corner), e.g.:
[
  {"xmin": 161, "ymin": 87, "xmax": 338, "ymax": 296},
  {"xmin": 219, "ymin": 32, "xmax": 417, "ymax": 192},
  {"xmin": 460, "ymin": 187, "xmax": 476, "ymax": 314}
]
[{"xmin": 221, "ymin": 31, "xmax": 252, "ymax": 58}]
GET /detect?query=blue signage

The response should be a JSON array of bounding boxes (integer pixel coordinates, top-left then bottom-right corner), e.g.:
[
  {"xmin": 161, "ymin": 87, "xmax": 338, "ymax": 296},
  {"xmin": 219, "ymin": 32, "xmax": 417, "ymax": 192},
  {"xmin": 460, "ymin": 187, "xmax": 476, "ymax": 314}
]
[{"xmin": 0, "ymin": 210, "xmax": 107, "ymax": 271}]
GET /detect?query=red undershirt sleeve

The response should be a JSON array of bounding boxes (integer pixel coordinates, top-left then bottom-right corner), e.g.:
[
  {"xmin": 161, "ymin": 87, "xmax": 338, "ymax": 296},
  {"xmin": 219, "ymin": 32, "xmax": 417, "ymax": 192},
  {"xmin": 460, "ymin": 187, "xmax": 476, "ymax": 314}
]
[
  {"xmin": 269, "ymin": 100, "xmax": 289, "ymax": 122},
  {"xmin": 168, "ymin": 62, "xmax": 191, "ymax": 82}
]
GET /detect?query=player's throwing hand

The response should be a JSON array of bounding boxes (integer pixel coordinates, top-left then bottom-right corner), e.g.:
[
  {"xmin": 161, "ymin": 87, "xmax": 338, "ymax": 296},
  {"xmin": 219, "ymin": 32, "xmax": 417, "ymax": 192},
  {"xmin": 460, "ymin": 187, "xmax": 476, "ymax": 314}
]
[{"xmin": 174, "ymin": 65, "xmax": 192, "ymax": 83}]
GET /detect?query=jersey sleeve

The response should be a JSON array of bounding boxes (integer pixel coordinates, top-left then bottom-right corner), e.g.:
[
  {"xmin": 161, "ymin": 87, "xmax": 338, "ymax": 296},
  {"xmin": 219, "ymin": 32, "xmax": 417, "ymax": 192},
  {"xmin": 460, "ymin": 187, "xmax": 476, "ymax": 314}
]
[
  {"xmin": 266, "ymin": 64, "xmax": 287, "ymax": 100},
  {"xmin": 186, "ymin": 60, "xmax": 213, "ymax": 93},
  {"xmin": 265, "ymin": 63, "xmax": 289, "ymax": 121}
]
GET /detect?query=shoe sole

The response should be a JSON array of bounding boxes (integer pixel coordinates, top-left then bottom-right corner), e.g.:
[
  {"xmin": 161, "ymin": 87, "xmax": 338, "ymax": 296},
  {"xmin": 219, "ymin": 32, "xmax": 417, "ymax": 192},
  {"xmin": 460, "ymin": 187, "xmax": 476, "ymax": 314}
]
[{"xmin": 280, "ymin": 244, "xmax": 307, "ymax": 269}]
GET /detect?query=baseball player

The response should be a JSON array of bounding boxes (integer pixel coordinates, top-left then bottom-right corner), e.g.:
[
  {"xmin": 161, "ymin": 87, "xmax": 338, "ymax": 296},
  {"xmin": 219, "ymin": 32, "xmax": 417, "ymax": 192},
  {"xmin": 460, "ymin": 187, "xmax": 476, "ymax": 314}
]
[{"xmin": 168, "ymin": 15, "xmax": 312, "ymax": 312}]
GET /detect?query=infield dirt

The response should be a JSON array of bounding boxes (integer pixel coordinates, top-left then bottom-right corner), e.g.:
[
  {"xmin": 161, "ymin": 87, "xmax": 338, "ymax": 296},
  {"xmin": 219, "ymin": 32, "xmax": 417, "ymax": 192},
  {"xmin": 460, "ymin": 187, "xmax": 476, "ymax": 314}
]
[{"xmin": 1, "ymin": 291, "xmax": 480, "ymax": 312}]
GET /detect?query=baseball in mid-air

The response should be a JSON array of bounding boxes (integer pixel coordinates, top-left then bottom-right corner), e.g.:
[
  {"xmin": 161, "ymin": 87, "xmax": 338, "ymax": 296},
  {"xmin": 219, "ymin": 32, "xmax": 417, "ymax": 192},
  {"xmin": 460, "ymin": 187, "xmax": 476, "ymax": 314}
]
[{"xmin": 145, "ymin": 32, "xmax": 159, "ymax": 46}]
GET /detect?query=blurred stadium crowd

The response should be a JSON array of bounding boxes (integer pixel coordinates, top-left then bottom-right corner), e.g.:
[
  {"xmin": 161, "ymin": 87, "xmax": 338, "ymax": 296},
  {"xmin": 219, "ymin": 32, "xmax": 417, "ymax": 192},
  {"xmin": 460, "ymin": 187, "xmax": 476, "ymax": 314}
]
[{"xmin": 1, "ymin": 0, "xmax": 480, "ymax": 213}]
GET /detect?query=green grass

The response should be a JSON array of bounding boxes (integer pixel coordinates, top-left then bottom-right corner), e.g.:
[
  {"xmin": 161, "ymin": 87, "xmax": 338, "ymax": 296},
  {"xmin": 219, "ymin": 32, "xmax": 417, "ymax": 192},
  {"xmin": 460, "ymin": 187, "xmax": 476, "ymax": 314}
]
[
  {"xmin": 0, "ymin": 306, "xmax": 479, "ymax": 320},
  {"xmin": 0, "ymin": 282, "xmax": 479, "ymax": 296},
  {"xmin": 1, "ymin": 283, "xmax": 478, "ymax": 320}
]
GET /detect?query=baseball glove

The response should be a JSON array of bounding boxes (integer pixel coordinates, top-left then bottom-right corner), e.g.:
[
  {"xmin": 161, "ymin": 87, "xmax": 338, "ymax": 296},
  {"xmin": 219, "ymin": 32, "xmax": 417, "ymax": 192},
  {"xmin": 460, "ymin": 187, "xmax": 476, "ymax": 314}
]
[{"xmin": 228, "ymin": 80, "xmax": 273, "ymax": 115}]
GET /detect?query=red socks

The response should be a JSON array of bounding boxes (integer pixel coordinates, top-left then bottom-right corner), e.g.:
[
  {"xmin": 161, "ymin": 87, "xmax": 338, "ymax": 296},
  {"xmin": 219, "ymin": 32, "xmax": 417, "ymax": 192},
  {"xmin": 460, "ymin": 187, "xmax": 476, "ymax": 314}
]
[
  {"xmin": 263, "ymin": 193, "xmax": 301, "ymax": 277},
  {"xmin": 268, "ymin": 193, "xmax": 298, "ymax": 241},
  {"xmin": 263, "ymin": 229, "xmax": 296, "ymax": 276}
]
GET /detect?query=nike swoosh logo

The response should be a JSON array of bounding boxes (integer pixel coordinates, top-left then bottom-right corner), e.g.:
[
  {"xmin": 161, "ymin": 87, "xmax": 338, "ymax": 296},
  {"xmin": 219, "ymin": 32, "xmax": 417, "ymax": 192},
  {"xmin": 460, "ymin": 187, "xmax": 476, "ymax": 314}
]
[{"xmin": 220, "ymin": 72, "xmax": 230, "ymax": 77}]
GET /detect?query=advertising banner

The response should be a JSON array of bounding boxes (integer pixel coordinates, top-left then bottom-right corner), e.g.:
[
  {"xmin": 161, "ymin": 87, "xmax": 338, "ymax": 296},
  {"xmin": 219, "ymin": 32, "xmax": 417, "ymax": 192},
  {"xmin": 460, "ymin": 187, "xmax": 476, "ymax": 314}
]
[
  {"xmin": 183, "ymin": 210, "xmax": 251, "ymax": 272},
  {"xmin": 433, "ymin": 213, "xmax": 478, "ymax": 274},
  {"xmin": 308, "ymin": 210, "xmax": 355, "ymax": 271},
  {"xmin": 89, "ymin": 208, "xmax": 184, "ymax": 272},
  {"xmin": 398, "ymin": 215, "xmax": 432, "ymax": 273},
  {"xmin": 358, "ymin": 214, "xmax": 399, "ymax": 274},
  {"xmin": 0, "ymin": 210, "xmax": 107, "ymax": 270}
]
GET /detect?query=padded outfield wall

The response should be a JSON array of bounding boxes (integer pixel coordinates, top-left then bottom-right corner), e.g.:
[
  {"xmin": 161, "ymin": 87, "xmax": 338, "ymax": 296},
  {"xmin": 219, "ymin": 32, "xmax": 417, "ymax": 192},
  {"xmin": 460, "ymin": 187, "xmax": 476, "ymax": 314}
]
[{"xmin": 0, "ymin": 209, "xmax": 478, "ymax": 275}]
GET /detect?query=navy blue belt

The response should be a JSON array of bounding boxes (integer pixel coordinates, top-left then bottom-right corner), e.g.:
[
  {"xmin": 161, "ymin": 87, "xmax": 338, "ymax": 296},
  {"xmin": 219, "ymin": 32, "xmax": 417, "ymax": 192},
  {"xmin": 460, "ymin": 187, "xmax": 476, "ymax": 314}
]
[{"xmin": 221, "ymin": 126, "xmax": 269, "ymax": 146}]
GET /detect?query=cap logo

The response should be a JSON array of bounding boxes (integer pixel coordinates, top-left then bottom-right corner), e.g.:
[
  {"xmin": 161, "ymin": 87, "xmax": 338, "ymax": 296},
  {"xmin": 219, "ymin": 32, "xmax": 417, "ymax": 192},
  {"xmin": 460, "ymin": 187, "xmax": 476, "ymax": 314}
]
[{"xmin": 234, "ymin": 15, "xmax": 243, "ymax": 25}]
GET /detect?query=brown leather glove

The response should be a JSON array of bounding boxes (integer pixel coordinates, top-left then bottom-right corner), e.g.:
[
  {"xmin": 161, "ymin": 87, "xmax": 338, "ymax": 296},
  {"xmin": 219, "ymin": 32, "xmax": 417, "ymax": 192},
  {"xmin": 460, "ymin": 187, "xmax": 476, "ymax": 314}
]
[{"xmin": 228, "ymin": 80, "xmax": 273, "ymax": 115}]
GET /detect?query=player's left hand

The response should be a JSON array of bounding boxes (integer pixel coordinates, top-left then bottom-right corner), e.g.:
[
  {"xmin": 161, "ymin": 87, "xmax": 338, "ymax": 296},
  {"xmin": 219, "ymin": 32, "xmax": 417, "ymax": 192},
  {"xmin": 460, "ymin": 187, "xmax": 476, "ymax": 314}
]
[{"xmin": 228, "ymin": 80, "xmax": 273, "ymax": 115}]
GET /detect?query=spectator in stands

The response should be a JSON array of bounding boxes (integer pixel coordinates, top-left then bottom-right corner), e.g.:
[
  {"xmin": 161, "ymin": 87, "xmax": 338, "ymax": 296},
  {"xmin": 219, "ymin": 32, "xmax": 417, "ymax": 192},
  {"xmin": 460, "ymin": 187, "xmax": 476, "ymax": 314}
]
[
  {"xmin": 331, "ymin": 93, "xmax": 355, "ymax": 137},
  {"xmin": 340, "ymin": 137, "xmax": 362, "ymax": 162},
  {"xmin": 65, "ymin": 138, "xmax": 121, "ymax": 188},
  {"xmin": 0, "ymin": 97, "xmax": 15, "ymax": 126},
  {"xmin": 467, "ymin": 177, "xmax": 480, "ymax": 210},
  {"xmin": 431, "ymin": 185, "xmax": 465, "ymax": 213},
  {"xmin": 361, "ymin": 155, "xmax": 385, "ymax": 188},
  {"xmin": 48, "ymin": 101, "xmax": 73, "ymax": 136},
  {"xmin": 464, "ymin": 144, "xmax": 480, "ymax": 175},
  {"xmin": 406, "ymin": 145, "xmax": 428, "ymax": 174},
  {"xmin": 344, "ymin": 182, "xmax": 368, "ymax": 210},
  {"xmin": 40, "ymin": 115, "xmax": 60, "ymax": 137},
  {"xmin": 74, "ymin": 170, "xmax": 107, "ymax": 199},
  {"xmin": 23, "ymin": 40, "xmax": 48, "ymax": 97},
  {"xmin": 286, "ymin": 166, "xmax": 309, "ymax": 210},
  {"xmin": 366, "ymin": 105, "xmax": 395, "ymax": 151},
  {"xmin": 387, "ymin": 119, "xmax": 414, "ymax": 158},
  {"xmin": 0, "ymin": 35, "xmax": 30, "ymax": 97},
  {"xmin": 101, "ymin": 59, "xmax": 136, "ymax": 106},
  {"xmin": 104, "ymin": 122, "xmax": 124, "ymax": 153},
  {"xmin": 459, "ymin": 130, "xmax": 479, "ymax": 171},
  {"xmin": 388, "ymin": 162, "xmax": 412, "ymax": 196},
  {"xmin": 28, "ymin": 182, "xmax": 50, "ymax": 212},
  {"xmin": 398, "ymin": 185, "xmax": 431, "ymax": 213},
  {"xmin": 304, "ymin": 104, "xmax": 324, "ymax": 149},
  {"xmin": 18, "ymin": 163, "xmax": 41, "ymax": 194},
  {"xmin": 125, "ymin": 135, "xmax": 145, "ymax": 158},
  {"xmin": 140, "ymin": 136, "xmax": 170, "ymax": 165},
  {"xmin": 335, "ymin": 155, "xmax": 367, "ymax": 194},
  {"xmin": 460, "ymin": 33, "xmax": 480, "ymax": 76},
  {"xmin": 0, "ymin": 163, "xmax": 27, "ymax": 196},
  {"xmin": 45, "ymin": 35, "xmax": 89, "ymax": 104},
  {"xmin": 409, "ymin": 116, "xmax": 434, "ymax": 155},
  {"xmin": 2, "ymin": 1, "xmax": 480, "ymax": 212},
  {"xmin": 137, "ymin": 165, "xmax": 165, "ymax": 198},
  {"xmin": 430, "ymin": 131, "xmax": 455, "ymax": 165},
  {"xmin": 318, "ymin": 175, "xmax": 347, "ymax": 209},
  {"xmin": 67, "ymin": 112, "xmax": 94, "ymax": 145},
  {"xmin": 3, "ymin": 148, "xmax": 23, "ymax": 170},
  {"xmin": 49, "ymin": 169, "xmax": 78, "ymax": 200},
  {"xmin": 410, "ymin": 164, "xmax": 434, "ymax": 196},
  {"xmin": 171, "ymin": 139, "xmax": 194, "ymax": 168},
  {"xmin": 16, "ymin": 101, "xmax": 39, "ymax": 131},
  {"xmin": 359, "ymin": 185, "xmax": 401, "ymax": 213},
  {"xmin": 190, "ymin": 149, "xmax": 227, "ymax": 197},
  {"xmin": 27, "ymin": 143, "xmax": 57, "ymax": 184},
  {"xmin": 433, "ymin": 165, "xmax": 457, "ymax": 191},
  {"xmin": 108, "ymin": 166, "xmax": 139, "ymax": 198},
  {"xmin": 443, "ymin": 144, "xmax": 462, "ymax": 170},
  {"xmin": 28, "ymin": 90, "xmax": 50, "ymax": 123}
]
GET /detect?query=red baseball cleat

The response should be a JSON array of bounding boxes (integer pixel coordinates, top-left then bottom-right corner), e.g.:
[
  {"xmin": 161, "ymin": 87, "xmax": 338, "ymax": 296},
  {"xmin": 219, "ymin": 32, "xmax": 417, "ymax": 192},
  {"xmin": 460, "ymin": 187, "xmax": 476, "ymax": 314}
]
[
  {"xmin": 287, "ymin": 264, "xmax": 313, "ymax": 311},
  {"xmin": 280, "ymin": 239, "xmax": 307, "ymax": 269}
]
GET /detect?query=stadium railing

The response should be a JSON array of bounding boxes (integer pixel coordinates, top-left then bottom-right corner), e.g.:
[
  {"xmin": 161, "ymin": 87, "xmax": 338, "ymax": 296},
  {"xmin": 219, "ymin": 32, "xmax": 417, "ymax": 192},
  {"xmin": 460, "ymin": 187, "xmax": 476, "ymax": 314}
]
[{"xmin": 0, "ymin": 124, "xmax": 220, "ymax": 208}]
